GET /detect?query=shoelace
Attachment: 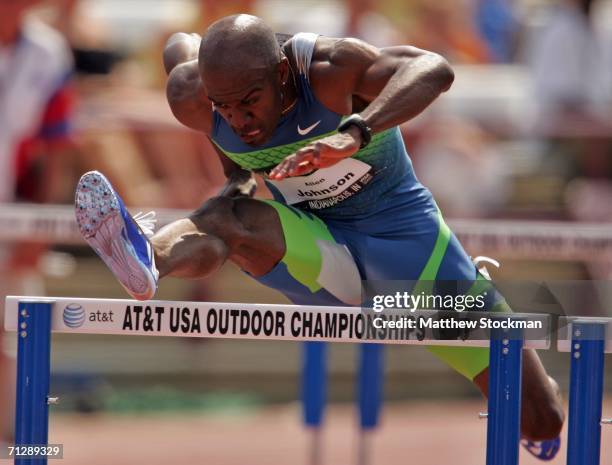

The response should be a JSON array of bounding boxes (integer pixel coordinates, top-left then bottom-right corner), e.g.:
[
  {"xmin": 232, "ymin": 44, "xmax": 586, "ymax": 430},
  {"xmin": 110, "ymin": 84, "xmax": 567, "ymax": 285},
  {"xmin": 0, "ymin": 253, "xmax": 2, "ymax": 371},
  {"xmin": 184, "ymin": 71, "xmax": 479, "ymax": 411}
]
[{"xmin": 133, "ymin": 211, "xmax": 157, "ymax": 238}]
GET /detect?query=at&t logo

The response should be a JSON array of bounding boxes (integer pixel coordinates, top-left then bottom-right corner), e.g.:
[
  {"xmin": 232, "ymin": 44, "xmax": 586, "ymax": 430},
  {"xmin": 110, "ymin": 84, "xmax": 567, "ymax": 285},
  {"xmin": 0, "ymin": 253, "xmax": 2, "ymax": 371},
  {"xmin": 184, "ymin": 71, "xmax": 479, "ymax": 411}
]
[{"xmin": 63, "ymin": 303, "xmax": 86, "ymax": 328}]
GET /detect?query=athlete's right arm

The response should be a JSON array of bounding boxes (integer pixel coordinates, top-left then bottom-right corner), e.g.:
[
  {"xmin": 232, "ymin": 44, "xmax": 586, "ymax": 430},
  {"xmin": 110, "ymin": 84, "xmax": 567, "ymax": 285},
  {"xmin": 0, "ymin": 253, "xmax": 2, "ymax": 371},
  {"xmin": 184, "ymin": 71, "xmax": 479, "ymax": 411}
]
[{"xmin": 165, "ymin": 32, "xmax": 213, "ymax": 134}]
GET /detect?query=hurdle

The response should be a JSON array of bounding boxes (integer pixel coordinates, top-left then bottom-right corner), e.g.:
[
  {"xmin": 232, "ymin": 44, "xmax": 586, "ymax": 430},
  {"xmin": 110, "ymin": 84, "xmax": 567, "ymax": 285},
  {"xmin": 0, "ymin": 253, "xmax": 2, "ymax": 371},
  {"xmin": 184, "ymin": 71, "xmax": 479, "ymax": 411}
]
[
  {"xmin": 558, "ymin": 317, "xmax": 612, "ymax": 465},
  {"xmin": 4, "ymin": 296, "xmax": 610, "ymax": 464}
]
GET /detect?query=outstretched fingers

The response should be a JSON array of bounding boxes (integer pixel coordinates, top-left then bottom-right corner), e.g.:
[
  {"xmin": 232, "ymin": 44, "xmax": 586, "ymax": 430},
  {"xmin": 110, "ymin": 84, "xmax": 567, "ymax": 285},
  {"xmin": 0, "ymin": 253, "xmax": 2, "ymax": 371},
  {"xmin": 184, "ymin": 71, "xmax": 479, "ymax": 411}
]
[{"xmin": 269, "ymin": 146, "xmax": 321, "ymax": 179}]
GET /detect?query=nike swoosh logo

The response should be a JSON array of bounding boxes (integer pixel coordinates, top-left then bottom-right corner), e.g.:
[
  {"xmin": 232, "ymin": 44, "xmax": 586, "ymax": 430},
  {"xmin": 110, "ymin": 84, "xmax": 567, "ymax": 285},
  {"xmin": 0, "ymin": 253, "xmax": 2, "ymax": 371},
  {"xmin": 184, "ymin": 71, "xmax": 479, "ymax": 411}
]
[{"xmin": 297, "ymin": 120, "xmax": 321, "ymax": 136}]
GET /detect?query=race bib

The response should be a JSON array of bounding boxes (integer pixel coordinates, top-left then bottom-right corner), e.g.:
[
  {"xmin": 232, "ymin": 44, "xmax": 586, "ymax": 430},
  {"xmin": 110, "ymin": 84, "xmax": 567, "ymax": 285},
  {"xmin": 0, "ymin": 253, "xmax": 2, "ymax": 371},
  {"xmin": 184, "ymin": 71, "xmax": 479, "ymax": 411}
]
[{"xmin": 266, "ymin": 158, "xmax": 374, "ymax": 210}]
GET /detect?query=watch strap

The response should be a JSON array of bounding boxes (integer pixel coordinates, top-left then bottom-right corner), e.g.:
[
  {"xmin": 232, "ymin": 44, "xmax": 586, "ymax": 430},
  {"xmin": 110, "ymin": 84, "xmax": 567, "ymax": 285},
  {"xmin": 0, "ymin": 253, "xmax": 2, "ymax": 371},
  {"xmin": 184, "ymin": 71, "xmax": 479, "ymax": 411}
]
[{"xmin": 337, "ymin": 114, "xmax": 372, "ymax": 149}]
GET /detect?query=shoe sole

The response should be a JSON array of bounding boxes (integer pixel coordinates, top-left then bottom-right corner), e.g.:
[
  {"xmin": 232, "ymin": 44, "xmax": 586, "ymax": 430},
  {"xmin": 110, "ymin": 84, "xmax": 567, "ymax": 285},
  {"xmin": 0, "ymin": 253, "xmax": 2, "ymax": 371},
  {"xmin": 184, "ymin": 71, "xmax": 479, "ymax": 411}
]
[{"xmin": 75, "ymin": 171, "xmax": 156, "ymax": 300}]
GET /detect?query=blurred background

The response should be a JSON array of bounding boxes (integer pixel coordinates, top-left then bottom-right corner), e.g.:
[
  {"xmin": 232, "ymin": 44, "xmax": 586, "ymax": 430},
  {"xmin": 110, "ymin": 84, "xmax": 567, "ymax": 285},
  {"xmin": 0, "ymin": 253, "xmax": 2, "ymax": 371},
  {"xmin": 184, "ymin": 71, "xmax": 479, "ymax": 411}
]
[{"xmin": 1, "ymin": 0, "xmax": 612, "ymax": 463}]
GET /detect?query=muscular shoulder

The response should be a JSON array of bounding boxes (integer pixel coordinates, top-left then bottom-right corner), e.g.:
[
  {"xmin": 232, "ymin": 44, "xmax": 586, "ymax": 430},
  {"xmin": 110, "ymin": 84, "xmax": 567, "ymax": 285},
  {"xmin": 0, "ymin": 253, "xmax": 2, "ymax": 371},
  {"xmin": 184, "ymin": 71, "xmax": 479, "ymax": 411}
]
[
  {"xmin": 313, "ymin": 36, "xmax": 379, "ymax": 68},
  {"xmin": 286, "ymin": 36, "xmax": 380, "ymax": 114},
  {"xmin": 166, "ymin": 59, "xmax": 212, "ymax": 133}
]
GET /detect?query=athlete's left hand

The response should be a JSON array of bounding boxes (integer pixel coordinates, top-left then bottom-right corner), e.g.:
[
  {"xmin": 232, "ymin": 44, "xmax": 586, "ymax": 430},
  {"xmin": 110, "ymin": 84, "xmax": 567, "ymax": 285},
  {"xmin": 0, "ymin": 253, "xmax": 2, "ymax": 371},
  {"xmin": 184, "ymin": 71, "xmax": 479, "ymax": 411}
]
[{"xmin": 268, "ymin": 128, "xmax": 362, "ymax": 180}]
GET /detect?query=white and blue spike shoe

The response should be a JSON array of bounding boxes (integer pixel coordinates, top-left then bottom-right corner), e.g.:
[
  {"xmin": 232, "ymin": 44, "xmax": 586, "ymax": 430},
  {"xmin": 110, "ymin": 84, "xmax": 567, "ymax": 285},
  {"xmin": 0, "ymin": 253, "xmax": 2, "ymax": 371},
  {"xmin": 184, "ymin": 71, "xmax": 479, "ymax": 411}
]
[
  {"xmin": 521, "ymin": 437, "xmax": 561, "ymax": 461},
  {"xmin": 75, "ymin": 171, "xmax": 159, "ymax": 301}
]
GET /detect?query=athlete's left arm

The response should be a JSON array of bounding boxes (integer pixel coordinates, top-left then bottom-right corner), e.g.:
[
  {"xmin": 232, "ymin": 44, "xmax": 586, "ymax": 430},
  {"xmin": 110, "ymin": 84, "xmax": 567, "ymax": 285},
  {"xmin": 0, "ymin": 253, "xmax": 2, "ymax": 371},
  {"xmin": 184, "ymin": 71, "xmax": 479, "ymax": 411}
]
[
  {"xmin": 339, "ymin": 41, "xmax": 454, "ymax": 131},
  {"xmin": 269, "ymin": 39, "xmax": 454, "ymax": 180}
]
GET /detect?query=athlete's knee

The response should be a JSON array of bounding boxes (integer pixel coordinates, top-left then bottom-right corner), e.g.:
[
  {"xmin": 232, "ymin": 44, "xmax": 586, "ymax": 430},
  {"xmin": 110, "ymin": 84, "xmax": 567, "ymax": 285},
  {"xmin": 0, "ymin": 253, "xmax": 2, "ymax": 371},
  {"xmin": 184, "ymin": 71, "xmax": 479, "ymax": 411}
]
[
  {"xmin": 192, "ymin": 196, "xmax": 234, "ymax": 219},
  {"xmin": 190, "ymin": 196, "xmax": 250, "ymax": 245}
]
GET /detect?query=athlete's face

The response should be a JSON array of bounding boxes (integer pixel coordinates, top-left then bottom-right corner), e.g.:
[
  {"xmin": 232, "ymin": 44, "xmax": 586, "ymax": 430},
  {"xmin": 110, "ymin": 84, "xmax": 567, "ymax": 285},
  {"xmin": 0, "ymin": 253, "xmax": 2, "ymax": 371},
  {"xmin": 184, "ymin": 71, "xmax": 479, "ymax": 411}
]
[{"xmin": 203, "ymin": 61, "xmax": 287, "ymax": 146}]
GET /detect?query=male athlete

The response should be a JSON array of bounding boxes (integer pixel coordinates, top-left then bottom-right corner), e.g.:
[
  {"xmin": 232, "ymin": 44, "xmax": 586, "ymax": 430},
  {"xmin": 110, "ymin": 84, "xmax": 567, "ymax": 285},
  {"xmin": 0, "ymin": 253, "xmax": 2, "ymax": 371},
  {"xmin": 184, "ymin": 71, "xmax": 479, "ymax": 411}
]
[{"xmin": 75, "ymin": 14, "xmax": 563, "ymax": 458}]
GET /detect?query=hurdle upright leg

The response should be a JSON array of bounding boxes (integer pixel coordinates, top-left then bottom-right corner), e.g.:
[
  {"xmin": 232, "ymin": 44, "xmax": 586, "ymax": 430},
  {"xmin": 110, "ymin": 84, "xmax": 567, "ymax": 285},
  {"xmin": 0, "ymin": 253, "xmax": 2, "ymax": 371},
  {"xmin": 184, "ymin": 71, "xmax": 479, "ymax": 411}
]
[
  {"xmin": 567, "ymin": 320, "xmax": 606, "ymax": 465},
  {"xmin": 303, "ymin": 341, "xmax": 327, "ymax": 465},
  {"xmin": 486, "ymin": 324, "xmax": 523, "ymax": 465},
  {"xmin": 357, "ymin": 343, "xmax": 384, "ymax": 465},
  {"xmin": 14, "ymin": 301, "xmax": 53, "ymax": 465}
]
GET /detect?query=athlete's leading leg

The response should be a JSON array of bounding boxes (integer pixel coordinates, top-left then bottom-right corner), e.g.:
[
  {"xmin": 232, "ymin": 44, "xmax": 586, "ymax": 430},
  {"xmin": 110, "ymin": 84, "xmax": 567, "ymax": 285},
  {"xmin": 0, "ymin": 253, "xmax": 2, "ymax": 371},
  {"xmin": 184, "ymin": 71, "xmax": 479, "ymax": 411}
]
[
  {"xmin": 76, "ymin": 171, "xmax": 360, "ymax": 303},
  {"xmin": 75, "ymin": 171, "xmax": 287, "ymax": 300}
]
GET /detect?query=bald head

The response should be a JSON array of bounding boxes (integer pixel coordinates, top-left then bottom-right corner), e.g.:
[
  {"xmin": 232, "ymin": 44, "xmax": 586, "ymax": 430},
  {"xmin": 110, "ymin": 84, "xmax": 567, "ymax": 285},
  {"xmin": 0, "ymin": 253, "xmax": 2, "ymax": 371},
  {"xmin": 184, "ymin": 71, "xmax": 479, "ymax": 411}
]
[
  {"xmin": 198, "ymin": 15, "xmax": 292, "ymax": 147},
  {"xmin": 199, "ymin": 14, "xmax": 281, "ymax": 74}
]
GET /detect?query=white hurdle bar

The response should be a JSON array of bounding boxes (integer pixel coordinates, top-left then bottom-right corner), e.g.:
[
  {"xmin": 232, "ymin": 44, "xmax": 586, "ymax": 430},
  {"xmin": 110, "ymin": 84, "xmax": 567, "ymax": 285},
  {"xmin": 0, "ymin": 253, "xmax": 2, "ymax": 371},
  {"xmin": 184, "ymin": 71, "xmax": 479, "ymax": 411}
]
[
  {"xmin": 4, "ymin": 296, "xmax": 552, "ymax": 348},
  {"xmin": 6, "ymin": 296, "xmax": 611, "ymax": 465}
]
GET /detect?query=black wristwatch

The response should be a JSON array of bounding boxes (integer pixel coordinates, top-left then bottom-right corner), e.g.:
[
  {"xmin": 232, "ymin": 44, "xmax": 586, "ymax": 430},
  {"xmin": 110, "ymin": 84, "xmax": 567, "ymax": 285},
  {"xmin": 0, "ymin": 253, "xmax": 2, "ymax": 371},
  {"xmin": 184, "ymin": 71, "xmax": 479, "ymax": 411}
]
[{"xmin": 337, "ymin": 114, "xmax": 372, "ymax": 149}]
